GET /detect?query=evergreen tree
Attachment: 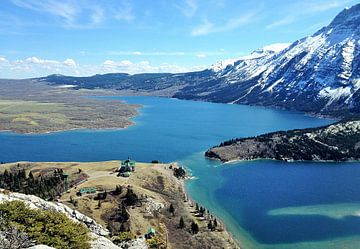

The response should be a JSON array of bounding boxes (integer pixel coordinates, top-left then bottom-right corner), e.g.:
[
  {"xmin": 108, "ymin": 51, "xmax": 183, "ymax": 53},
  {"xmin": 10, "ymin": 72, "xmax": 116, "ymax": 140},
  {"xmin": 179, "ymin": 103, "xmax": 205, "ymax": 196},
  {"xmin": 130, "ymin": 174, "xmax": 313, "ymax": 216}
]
[
  {"xmin": 179, "ymin": 216, "xmax": 185, "ymax": 229},
  {"xmin": 169, "ymin": 203, "xmax": 175, "ymax": 216},
  {"xmin": 195, "ymin": 203, "xmax": 199, "ymax": 211},
  {"xmin": 213, "ymin": 218, "xmax": 218, "ymax": 228},
  {"xmin": 114, "ymin": 185, "xmax": 122, "ymax": 195},
  {"xmin": 207, "ymin": 220, "xmax": 213, "ymax": 230},
  {"xmin": 28, "ymin": 171, "xmax": 34, "ymax": 180},
  {"xmin": 191, "ymin": 221, "xmax": 199, "ymax": 234}
]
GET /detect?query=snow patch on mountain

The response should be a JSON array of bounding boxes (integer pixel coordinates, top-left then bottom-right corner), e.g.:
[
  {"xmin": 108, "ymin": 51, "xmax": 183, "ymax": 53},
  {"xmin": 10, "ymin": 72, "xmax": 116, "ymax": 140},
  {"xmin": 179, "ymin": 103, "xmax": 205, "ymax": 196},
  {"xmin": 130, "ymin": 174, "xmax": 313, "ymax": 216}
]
[{"xmin": 210, "ymin": 43, "xmax": 290, "ymax": 73}]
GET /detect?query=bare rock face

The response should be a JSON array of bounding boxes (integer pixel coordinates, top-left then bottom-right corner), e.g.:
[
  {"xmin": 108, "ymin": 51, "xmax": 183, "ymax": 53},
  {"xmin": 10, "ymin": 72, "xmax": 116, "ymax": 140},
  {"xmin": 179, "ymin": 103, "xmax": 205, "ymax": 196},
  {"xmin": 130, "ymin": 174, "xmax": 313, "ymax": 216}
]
[
  {"xmin": 28, "ymin": 246, "xmax": 56, "ymax": 249},
  {"xmin": 0, "ymin": 190, "xmax": 108, "ymax": 236}
]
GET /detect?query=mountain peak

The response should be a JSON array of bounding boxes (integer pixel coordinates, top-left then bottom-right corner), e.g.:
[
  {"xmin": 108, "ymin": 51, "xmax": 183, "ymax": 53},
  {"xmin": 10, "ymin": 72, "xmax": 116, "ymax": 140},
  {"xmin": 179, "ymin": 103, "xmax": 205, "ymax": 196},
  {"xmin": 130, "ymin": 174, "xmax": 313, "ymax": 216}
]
[{"xmin": 328, "ymin": 3, "xmax": 360, "ymax": 32}]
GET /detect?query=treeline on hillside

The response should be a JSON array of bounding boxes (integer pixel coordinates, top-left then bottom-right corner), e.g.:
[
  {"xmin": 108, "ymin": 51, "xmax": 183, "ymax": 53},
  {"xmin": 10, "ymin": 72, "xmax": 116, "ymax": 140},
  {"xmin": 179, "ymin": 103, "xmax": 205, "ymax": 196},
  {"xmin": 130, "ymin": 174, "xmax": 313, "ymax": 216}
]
[
  {"xmin": 209, "ymin": 120, "xmax": 360, "ymax": 162},
  {"xmin": 0, "ymin": 168, "xmax": 66, "ymax": 200}
]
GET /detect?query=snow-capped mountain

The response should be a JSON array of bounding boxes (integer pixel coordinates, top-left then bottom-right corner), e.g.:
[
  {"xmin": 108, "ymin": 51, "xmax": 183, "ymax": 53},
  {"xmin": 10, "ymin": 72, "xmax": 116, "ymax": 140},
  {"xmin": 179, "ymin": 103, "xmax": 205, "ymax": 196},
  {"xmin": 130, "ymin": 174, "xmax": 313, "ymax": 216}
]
[
  {"xmin": 39, "ymin": 4, "xmax": 360, "ymax": 116},
  {"xmin": 186, "ymin": 4, "xmax": 360, "ymax": 114}
]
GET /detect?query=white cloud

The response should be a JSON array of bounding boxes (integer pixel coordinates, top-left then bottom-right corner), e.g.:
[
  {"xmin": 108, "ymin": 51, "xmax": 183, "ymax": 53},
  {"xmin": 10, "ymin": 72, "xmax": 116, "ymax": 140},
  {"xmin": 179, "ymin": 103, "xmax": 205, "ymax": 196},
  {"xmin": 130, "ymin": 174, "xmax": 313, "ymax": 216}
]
[
  {"xmin": 25, "ymin": 56, "xmax": 59, "ymax": 65},
  {"xmin": 191, "ymin": 12, "xmax": 258, "ymax": 36},
  {"xmin": 107, "ymin": 50, "xmax": 227, "ymax": 57},
  {"xmin": 101, "ymin": 59, "xmax": 205, "ymax": 74},
  {"xmin": 63, "ymin": 58, "xmax": 77, "ymax": 67},
  {"xmin": 196, "ymin": 53, "xmax": 206, "ymax": 58},
  {"xmin": 0, "ymin": 57, "xmax": 207, "ymax": 78},
  {"xmin": 0, "ymin": 57, "xmax": 8, "ymax": 63}
]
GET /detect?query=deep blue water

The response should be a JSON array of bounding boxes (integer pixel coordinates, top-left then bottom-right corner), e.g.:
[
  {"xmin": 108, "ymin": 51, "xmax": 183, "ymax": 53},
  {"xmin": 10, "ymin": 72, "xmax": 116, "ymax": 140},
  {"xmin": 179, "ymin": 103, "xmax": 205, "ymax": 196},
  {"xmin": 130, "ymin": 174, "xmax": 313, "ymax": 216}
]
[{"xmin": 2, "ymin": 96, "xmax": 360, "ymax": 248}]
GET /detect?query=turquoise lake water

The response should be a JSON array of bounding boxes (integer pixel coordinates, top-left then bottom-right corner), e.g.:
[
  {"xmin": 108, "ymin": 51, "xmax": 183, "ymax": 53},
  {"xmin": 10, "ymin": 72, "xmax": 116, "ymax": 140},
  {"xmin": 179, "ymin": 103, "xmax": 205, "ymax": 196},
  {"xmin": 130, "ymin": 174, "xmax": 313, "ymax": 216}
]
[{"xmin": 2, "ymin": 96, "xmax": 360, "ymax": 249}]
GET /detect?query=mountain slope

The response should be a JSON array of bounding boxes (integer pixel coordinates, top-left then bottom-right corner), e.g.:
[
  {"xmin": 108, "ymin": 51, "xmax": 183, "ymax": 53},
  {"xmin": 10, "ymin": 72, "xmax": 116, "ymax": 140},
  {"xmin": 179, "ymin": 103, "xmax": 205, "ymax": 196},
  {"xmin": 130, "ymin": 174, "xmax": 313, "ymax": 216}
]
[
  {"xmin": 36, "ymin": 4, "xmax": 360, "ymax": 116},
  {"xmin": 176, "ymin": 4, "xmax": 360, "ymax": 114}
]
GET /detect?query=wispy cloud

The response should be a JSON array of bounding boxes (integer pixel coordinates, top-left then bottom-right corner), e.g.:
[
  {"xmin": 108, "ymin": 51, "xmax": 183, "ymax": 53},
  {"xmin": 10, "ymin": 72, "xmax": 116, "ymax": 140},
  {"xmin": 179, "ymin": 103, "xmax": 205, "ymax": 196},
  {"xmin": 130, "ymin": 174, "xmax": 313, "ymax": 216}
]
[
  {"xmin": 267, "ymin": 0, "xmax": 354, "ymax": 29},
  {"xmin": 11, "ymin": 0, "xmax": 79, "ymax": 25},
  {"xmin": 114, "ymin": 0, "xmax": 135, "ymax": 22},
  {"xmin": 176, "ymin": 0, "xmax": 198, "ymax": 18},
  {"xmin": 90, "ymin": 6, "xmax": 104, "ymax": 24},
  {"xmin": 10, "ymin": 0, "xmax": 108, "ymax": 28},
  {"xmin": 191, "ymin": 11, "xmax": 259, "ymax": 36}
]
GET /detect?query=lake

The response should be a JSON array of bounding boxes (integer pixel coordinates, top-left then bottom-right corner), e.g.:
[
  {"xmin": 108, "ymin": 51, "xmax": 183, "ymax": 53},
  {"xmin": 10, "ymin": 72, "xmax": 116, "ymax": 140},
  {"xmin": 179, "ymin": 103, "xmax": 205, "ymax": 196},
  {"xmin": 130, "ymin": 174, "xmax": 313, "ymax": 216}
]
[{"xmin": 1, "ymin": 96, "xmax": 360, "ymax": 249}]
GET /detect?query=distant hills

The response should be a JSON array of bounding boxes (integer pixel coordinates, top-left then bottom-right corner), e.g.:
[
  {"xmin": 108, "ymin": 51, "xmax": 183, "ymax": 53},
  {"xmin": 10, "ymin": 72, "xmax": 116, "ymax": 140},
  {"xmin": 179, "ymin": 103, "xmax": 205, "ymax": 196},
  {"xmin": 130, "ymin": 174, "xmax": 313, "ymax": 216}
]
[{"xmin": 36, "ymin": 3, "xmax": 360, "ymax": 117}]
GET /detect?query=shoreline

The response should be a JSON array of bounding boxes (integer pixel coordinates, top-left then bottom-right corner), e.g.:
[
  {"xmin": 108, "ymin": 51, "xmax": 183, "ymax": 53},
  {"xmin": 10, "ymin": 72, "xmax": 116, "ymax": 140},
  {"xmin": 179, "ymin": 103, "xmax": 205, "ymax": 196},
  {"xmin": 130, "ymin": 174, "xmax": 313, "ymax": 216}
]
[
  {"xmin": 0, "ymin": 121, "xmax": 136, "ymax": 135},
  {"xmin": 208, "ymin": 155, "xmax": 360, "ymax": 165},
  {"xmin": 178, "ymin": 166, "xmax": 241, "ymax": 248}
]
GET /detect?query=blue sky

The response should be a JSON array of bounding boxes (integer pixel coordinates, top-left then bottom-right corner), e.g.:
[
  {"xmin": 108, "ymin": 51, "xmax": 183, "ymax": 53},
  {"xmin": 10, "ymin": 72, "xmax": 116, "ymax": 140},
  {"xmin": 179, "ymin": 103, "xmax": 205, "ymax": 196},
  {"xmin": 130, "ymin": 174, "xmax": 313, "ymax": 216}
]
[{"xmin": 0, "ymin": 0, "xmax": 358, "ymax": 78}]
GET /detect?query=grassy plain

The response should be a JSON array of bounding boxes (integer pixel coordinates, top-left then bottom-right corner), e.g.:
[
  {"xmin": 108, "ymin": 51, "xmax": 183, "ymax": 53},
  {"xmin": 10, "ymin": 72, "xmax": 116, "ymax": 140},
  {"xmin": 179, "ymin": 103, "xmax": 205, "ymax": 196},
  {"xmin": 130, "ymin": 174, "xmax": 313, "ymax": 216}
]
[{"xmin": 0, "ymin": 79, "xmax": 138, "ymax": 133}]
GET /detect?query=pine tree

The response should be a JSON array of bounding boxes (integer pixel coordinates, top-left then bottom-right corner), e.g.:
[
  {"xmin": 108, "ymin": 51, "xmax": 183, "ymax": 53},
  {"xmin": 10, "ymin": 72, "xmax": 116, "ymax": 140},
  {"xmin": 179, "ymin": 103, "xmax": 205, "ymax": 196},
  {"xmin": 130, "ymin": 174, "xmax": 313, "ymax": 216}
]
[
  {"xmin": 195, "ymin": 203, "xmax": 199, "ymax": 211},
  {"xmin": 191, "ymin": 221, "xmax": 199, "ymax": 234},
  {"xmin": 169, "ymin": 203, "xmax": 175, "ymax": 216},
  {"xmin": 28, "ymin": 171, "xmax": 34, "ymax": 180},
  {"xmin": 207, "ymin": 220, "xmax": 213, "ymax": 230},
  {"xmin": 213, "ymin": 218, "xmax": 218, "ymax": 228},
  {"xmin": 179, "ymin": 216, "xmax": 185, "ymax": 229}
]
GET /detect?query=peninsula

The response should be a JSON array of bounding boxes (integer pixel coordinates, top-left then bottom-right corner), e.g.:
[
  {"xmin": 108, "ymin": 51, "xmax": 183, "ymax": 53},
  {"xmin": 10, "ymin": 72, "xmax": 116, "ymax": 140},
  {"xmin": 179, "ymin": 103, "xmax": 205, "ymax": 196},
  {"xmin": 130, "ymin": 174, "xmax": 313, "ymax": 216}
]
[
  {"xmin": 206, "ymin": 120, "xmax": 360, "ymax": 163},
  {"xmin": 0, "ymin": 79, "xmax": 138, "ymax": 134}
]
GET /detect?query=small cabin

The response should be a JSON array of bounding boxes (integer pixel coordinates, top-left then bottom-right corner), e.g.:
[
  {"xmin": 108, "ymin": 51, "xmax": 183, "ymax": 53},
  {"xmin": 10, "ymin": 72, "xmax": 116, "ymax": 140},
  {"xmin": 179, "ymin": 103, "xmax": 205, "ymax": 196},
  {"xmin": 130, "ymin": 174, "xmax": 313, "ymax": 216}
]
[
  {"xmin": 118, "ymin": 158, "xmax": 136, "ymax": 174},
  {"xmin": 145, "ymin": 227, "xmax": 156, "ymax": 239},
  {"xmin": 77, "ymin": 187, "xmax": 97, "ymax": 196}
]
